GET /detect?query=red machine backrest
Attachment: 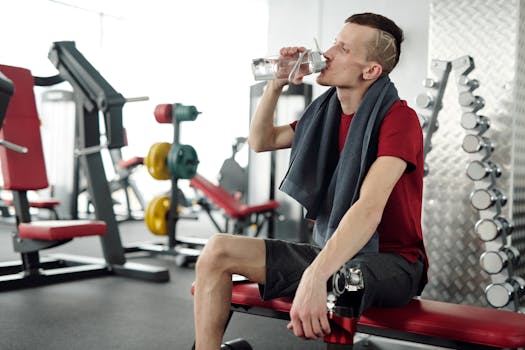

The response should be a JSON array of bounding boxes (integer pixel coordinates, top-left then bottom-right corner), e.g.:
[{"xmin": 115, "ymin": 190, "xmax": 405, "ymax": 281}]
[{"xmin": 0, "ymin": 64, "xmax": 48, "ymax": 190}]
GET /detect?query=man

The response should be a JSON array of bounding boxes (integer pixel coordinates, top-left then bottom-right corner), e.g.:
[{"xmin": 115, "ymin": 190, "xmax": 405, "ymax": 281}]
[{"xmin": 193, "ymin": 12, "xmax": 427, "ymax": 349}]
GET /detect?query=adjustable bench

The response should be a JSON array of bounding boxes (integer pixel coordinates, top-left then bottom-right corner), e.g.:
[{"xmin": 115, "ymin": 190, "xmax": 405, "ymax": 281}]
[
  {"xmin": 190, "ymin": 174, "xmax": 279, "ymax": 236},
  {"xmin": 193, "ymin": 281, "xmax": 525, "ymax": 350}
]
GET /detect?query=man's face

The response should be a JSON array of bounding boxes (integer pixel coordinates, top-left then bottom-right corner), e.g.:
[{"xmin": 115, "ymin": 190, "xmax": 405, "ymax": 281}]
[{"xmin": 316, "ymin": 23, "xmax": 376, "ymax": 88}]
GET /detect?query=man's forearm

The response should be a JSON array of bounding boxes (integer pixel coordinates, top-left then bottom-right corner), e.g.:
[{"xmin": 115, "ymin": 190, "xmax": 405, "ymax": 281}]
[
  {"xmin": 248, "ymin": 81, "xmax": 284, "ymax": 152},
  {"xmin": 307, "ymin": 199, "xmax": 382, "ymax": 282}
]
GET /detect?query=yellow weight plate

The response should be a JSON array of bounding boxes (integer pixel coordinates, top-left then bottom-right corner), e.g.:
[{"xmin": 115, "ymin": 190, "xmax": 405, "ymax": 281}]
[
  {"xmin": 145, "ymin": 195, "xmax": 170, "ymax": 235},
  {"xmin": 144, "ymin": 142, "xmax": 171, "ymax": 180}
]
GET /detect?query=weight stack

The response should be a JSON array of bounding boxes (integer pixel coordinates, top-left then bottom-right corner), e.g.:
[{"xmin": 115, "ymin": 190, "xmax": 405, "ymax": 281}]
[{"xmin": 421, "ymin": 0, "xmax": 525, "ymax": 310}]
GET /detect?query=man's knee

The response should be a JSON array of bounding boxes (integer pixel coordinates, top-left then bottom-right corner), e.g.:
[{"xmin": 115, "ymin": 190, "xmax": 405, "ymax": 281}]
[{"xmin": 196, "ymin": 234, "xmax": 234, "ymax": 272}]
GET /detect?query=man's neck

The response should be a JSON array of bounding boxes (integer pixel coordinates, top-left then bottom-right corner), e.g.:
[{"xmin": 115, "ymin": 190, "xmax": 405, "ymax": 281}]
[{"xmin": 336, "ymin": 85, "xmax": 370, "ymax": 115}]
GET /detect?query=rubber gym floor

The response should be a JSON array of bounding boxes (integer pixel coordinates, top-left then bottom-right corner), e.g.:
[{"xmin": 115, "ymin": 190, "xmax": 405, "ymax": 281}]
[{"xmin": 0, "ymin": 214, "xmax": 326, "ymax": 350}]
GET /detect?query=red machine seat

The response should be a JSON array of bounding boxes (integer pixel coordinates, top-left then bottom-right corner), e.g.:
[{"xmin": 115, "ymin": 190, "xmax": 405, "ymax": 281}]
[
  {"xmin": 193, "ymin": 281, "xmax": 525, "ymax": 349},
  {"xmin": 18, "ymin": 220, "xmax": 106, "ymax": 241},
  {"xmin": 2, "ymin": 197, "xmax": 60, "ymax": 209},
  {"xmin": 190, "ymin": 174, "xmax": 279, "ymax": 219}
]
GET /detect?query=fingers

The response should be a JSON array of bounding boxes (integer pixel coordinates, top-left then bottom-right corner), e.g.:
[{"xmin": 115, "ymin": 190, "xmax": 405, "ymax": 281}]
[
  {"xmin": 279, "ymin": 46, "xmax": 307, "ymax": 57},
  {"xmin": 290, "ymin": 315, "xmax": 304, "ymax": 338},
  {"xmin": 290, "ymin": 74, "xmax": 304, "ymax": 85},
  {"xmin": 289, "ymin": 312, "xmax": 331, "ymax": 339},
  {"xmin": 320, "ymin": 313, "xmax": 331, "ymax": 335}
]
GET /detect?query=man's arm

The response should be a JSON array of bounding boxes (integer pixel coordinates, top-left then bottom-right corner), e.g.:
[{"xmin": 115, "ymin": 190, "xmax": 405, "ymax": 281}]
[
  {"xmin": 248, "ymin": 47, "xmax": 307, "ymax": 152},
  {"xmin": 288, "ymin": 155, "xmax": 408, "ymax": 339},
  {"xmin": 248, "ymin": 80, "xmax": 294, "ymax": 152}
]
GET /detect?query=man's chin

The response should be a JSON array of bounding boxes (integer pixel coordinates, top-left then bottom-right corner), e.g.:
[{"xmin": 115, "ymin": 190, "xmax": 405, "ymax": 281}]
[{"xmin": 316, "ymin": 75, "xmax": 330, "ymax": 86}]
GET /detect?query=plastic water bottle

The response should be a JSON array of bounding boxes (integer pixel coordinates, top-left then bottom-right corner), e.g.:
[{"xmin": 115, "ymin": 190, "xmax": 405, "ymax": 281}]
[{"xmin": 251, "ymin": 39, "xmax": 326, "ymax": 82}]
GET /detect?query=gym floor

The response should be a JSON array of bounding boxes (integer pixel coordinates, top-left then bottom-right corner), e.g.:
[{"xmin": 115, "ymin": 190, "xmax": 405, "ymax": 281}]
[{"xmin": 0, "ymin": 213, "xmax": 326, "ymax": 350}]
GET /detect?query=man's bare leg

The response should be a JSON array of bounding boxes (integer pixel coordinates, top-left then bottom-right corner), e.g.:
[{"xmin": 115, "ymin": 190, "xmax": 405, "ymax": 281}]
[{"xmin": 194, "ymin": 234, "xmax": 266, "ymax": 350}]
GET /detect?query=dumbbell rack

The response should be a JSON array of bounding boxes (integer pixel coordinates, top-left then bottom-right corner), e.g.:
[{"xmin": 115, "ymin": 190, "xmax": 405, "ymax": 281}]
[
  {"xmin": 125, "ymin": 103, "xmax": 205, "ymax": 267},
  {"xmin": 417, "ymin": 56, "xmax": 523, "ymax": 311}
]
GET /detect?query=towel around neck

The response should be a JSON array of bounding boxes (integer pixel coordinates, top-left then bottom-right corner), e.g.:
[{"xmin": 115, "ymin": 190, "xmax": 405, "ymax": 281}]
[{"xmin": 279, "ymin": 76, "xmax": 400, "ymax": 251}]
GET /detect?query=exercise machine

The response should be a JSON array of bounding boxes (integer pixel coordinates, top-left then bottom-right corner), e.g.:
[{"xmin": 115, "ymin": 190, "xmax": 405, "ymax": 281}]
[
  {"xmin": 46, "ymin": 41, "xmax": 169, "ymax": 282},
  {"xmin": 0, "ymin": 64, "xmax": 109, "ymax": 290},
  {"xmin": 189, "ymin": 135, "xmax": 280, "ymax": 236},
  {"xmin": 217, "ymin": 137, "xmax": 248, "ymax": 199},
  {"xmin": 190, "ymin": 174, "xmax": 279, "ymax": 236}
]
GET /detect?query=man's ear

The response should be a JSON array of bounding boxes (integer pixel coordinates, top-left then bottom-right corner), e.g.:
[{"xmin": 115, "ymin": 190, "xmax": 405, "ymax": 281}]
[{"xmin": 363, "ymin": 63, "xmax": 383, "ymax": 80}]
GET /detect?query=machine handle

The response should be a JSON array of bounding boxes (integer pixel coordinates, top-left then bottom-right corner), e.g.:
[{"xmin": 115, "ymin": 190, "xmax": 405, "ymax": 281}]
[
  {"xmin": 0, "ymin": 139, "xmax": 28, "ymax": 153},
  {"xmin": 125, "ymin": 96, "xmax": 149, "ymax": 103}
]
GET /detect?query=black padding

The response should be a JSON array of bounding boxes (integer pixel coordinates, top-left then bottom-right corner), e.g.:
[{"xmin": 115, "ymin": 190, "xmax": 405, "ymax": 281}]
[{"xmin": 0, "ymin": 70, "xmax": 14, "ymax": 128}]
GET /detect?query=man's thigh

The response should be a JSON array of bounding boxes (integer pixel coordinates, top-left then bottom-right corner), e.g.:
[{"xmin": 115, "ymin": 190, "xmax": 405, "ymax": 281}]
[
  {"xmin": 342, "ymin": 253, "xmax": 425, "ymax": 315},
  {"xmin": 259, "ymin": 239, "xmax": 321, "ymax": 300}
]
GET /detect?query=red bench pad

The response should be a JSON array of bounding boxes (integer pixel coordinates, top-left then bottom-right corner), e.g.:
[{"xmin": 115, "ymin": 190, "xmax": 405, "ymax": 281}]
[
  {"xmin": 190, "ymin": 174, "xmax": 279, "ymax": 219},
  {"xmin": 3, "ymin": 197, "xmax": 60, "ymax": 208},
  {"xmin": 206, "ymin": 281, "xmax": 525, "ymax": 349},
  {"xmin": 18, "ymin": 220, "xmax": 106, "ymax": 240}
]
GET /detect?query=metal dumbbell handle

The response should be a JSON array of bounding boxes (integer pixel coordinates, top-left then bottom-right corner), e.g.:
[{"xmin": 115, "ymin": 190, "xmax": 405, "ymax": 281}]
[
  {"xmin": 416, "ymin": 93, "xmax": 434, "ymax": 109},
  {"xmin": 461, "ymin": 112, "xmax": 489, "ymax": 132},
  {"xmin": 458, "ymin": 91, "xmax": 485, "ymax": 111},
  {"xmin": 327, "ymin": 267, "xmax": 364, "ymax": 317},
  {"xmin": 465, "ymin": 160, "xmax": 501, "ymax": 181},
  {"xmin": 457, "ymin": 76, "xmax": 480, "ymax": 92},
  {"xmin": 485, "ymin": 277, "xmax": 525, "ymax": 308},
  {"xmin": 480, "ymin": 246, "xmax": 519, "ymax": 274},
  {"xmin": 475, "ymin": 217, "xmax": 512, "ymax": 242},
  {"xmin": 470, "ymin": 188, "xmax": 506, "ymax": 210},
  {"xmin": 462, "ymin": 134, "xmax": 492, "ymax": 154}
]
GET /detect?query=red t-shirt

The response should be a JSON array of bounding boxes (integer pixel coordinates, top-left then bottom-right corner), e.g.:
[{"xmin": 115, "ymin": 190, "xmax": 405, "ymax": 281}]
[{"xmin": 291, "ymin": 100, "xmax": 427, "ymax": 272}]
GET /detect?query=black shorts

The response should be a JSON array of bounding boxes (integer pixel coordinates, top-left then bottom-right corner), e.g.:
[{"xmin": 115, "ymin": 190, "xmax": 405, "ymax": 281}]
[{"xmin": 259, "ymin": 239, "xmax": 425, "ymax": 316}]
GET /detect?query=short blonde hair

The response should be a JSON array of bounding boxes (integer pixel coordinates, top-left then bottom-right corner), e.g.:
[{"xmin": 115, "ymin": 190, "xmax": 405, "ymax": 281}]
[{"xmin": 345, "ymin": 13, "xmax": 404, "ymax": 76}]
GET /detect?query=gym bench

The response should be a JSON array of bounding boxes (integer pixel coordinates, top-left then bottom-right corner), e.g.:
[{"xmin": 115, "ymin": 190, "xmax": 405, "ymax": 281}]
[
  {"xmin": 1, "ymin": 197, "xmax": 61, "ymax": 219},
  {"xmin": 192, "ymin": 281, "xmax": 525, "ymax": 349},
  {"xmin": 190, "ymin": 174, "xmax": 279, "ymax": 236}
]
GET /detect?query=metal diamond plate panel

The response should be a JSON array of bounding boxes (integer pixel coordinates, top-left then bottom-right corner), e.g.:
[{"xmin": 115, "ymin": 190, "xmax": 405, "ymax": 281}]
[
  {"xmin": 511, "ymin": 1, "xmax": 525, "ymax": 283},
  {"xmin": 422, "ymin": 0, "xmax": 524, "ymax": 308}
]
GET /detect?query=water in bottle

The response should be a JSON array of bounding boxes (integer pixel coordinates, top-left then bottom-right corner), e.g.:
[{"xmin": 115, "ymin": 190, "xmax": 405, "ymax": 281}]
[{"xmin": 251, "ymin": 39, "xmax": 326, "ymax": 82}]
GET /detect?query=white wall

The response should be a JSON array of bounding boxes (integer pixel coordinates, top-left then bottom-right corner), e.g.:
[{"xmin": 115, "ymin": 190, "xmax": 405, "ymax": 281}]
[
  {"xmin": 1, "ymin": 0, "xmax": 268, "ymax": 202},
  {"xmin": 267, "ymin": 0, "xmax": 430, "ymax": 104}
]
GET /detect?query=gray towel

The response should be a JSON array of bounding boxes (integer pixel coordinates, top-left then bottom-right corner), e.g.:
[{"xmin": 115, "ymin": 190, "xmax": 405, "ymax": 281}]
[{"xmin": 280, "ymin": 76, "xmax": 399, "ymax": 249}]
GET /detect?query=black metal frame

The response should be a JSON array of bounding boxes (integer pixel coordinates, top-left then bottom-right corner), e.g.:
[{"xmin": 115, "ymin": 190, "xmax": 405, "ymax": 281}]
[
  {"xmin": 46, "ymin": 41, "xmax": 169, "ymax": 282},
  {"xmin": 0, "ymin": 70, "xmax": 13, "ymax": 127}
]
